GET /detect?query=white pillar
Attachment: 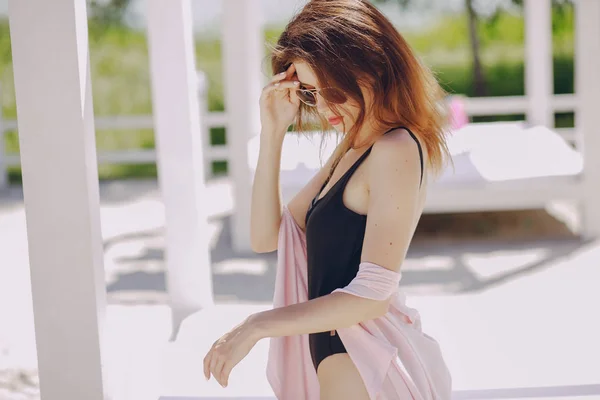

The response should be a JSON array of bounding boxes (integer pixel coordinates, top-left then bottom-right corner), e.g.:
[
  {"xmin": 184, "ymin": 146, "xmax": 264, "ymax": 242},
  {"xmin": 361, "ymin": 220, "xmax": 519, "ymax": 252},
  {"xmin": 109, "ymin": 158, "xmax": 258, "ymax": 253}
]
[
  {"xmin": 576, "ymin": 0, "xmax": 600, "ymax": 239},
  {"xmin": 8, "ymin": 0, "xmax": 109, "ymax": 398},
  {"xmin": 223, "ymin": 0, "xmax": 264, "ymax": 252},
  {"xmin": 524, "ymin": 0, "xmax": 554, "ymax": 127},
  {"xmin": 147, "ymin": 0, "xmax": 214, "ymax": 332},
  {"xmin": 196, "ymin": 70, "xmax": 213, "ymax": 181},
  {"xmin": 0, "ymin": 85, "xmax": 7, "ymax": 189}
]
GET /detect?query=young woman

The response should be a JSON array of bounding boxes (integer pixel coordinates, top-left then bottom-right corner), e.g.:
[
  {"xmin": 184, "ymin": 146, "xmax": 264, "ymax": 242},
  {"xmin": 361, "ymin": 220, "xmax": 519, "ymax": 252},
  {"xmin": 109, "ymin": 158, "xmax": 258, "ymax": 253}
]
[{"xmin": 204, "ymin": 1, "xmax": 452, "ymax": 398}]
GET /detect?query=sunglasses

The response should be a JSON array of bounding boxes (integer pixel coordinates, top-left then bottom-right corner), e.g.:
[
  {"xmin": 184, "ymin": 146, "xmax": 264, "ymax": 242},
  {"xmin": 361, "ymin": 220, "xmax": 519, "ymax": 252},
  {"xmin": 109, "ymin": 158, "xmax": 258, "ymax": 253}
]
[{"xmin": 295, "ymin": 86, "xmax": 347, "ymax": 107}]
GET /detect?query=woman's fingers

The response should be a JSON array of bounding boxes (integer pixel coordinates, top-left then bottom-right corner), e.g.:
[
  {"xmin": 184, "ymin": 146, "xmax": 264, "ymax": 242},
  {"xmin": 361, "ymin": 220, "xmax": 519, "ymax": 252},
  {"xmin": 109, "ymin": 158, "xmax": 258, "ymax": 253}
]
[
  {"xmin": 205, "ymin": 339, "xmax": 229, "ymax": 388},
  {"xmin": 261, "ymin": 80, "xmax": 299, "ymax": 98},
  {"xmin": 212, "ymin": 357, "xmax": 226, "ymax": 387},
  {"xmin": 286, "ymin": 63, "xmax": 296, "ymax": 79},
  {"xmin": 203, "ymin": 349, "xmax": 213, "ymax": 380},
  {"xmin": 273, "ymin": 80, "xmax": 299, "ymax": 90},
  {"xmin": 221, "ymin": 362, "xmax": 233, "ymax": 388},
  {"xmin": 209, "ymin": 350, "xmax": 223, "ymax": 385},
  {"xmin": 289, "ymin": 82, "xmax": 300, "ymax": 106},
  {"xmin": 269, "ymin": 63, "xmax": 296, "ymax": 84},
  {"xmin": 270, "ymin": 70, "xmax": 288, "ymax": 84}
]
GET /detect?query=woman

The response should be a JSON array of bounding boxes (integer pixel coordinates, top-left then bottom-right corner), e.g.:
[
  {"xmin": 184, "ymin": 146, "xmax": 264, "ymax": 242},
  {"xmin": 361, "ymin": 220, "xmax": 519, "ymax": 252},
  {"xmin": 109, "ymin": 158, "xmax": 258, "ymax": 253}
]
[{"xmin": 203, "ymin": 0, "xmax": 452, "ymax": 398}]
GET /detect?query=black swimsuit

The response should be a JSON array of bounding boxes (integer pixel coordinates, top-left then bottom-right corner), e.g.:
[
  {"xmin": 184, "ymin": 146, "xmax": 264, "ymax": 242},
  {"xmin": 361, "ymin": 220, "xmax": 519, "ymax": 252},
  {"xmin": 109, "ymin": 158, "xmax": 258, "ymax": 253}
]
[{"xmin": 304, "ymin": 126, "xmax": 424, "ymax": 371}]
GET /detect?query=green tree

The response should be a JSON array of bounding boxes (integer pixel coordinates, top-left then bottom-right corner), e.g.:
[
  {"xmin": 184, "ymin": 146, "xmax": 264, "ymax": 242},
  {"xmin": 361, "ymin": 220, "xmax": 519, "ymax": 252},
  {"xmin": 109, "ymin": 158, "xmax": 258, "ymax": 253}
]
[
  {"xmin": 373, "ymin": 0, "xmax": 573, "ymax": 97},
  {"xmin": 88, "ymin": 0, "xmax": 132, "ymax": 25}
]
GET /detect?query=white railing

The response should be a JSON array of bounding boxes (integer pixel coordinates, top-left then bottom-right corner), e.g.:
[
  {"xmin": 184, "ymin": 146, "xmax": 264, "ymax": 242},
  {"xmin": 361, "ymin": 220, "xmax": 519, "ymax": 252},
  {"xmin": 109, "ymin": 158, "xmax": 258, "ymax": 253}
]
[
  {"xmin": 0, "ymin": 88, "xmax": 578, "ymax": 187},
  {"xmin": 460, "ymin": 94, "xmax": 578, "ymax": 142}
]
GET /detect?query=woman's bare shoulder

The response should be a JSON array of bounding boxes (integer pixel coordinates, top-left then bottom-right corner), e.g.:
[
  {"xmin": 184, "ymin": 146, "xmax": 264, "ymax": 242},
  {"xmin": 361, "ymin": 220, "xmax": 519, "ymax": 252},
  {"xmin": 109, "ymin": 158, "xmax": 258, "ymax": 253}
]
[{"xmin": 367, "ymin": 128, "xmax": 424, "ymax": 189}]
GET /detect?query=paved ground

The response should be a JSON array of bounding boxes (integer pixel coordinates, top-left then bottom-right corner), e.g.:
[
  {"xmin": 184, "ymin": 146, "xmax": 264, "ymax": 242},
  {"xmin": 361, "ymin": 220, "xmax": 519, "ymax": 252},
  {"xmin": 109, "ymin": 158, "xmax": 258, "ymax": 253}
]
[{"xmin": 1, "ymin": 179, "xmax": 599, "ymax": 399}]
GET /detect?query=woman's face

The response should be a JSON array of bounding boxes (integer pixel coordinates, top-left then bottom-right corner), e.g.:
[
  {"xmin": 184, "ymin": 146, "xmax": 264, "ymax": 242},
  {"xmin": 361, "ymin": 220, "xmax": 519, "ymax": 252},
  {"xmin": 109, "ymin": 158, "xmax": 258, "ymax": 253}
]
[{"xmin": 293, "ymin": 61, "xmax": 364, "ymax": 133}]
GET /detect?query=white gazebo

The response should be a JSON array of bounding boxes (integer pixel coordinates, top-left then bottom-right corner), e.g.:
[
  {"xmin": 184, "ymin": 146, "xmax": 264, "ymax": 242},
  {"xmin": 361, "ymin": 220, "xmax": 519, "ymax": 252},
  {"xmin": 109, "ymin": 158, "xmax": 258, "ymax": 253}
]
[{"xmin": 5, "ymin": 0, "xmax": 600, "ymax": 398}]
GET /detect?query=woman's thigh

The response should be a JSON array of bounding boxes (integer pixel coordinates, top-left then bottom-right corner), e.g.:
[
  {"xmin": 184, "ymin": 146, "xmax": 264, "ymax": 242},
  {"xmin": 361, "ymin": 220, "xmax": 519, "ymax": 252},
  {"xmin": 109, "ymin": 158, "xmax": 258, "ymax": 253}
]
[{"xmin": 317, "ymin": 353, "xmax": 370, "ymax": 400}]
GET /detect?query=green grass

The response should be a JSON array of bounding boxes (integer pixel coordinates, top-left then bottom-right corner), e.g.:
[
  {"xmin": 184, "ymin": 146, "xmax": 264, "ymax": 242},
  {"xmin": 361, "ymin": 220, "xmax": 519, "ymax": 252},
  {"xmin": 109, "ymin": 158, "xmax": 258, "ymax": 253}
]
[{"xmin": 0, "ymin": 6, "xmax": 576, "ymax": 182}]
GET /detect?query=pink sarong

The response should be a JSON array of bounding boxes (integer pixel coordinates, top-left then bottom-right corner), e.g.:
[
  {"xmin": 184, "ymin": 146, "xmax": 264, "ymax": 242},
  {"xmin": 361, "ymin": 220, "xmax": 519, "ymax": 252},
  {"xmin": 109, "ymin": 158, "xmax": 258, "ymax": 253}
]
[{"xmin": 266, "ymin": 206, "xmax": 452, "ymax": 399}]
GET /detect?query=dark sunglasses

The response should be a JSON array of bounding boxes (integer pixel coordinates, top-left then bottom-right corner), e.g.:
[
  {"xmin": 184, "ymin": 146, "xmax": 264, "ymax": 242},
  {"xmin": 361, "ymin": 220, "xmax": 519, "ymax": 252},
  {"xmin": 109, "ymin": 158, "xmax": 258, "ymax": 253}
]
[{"xmin": 295, "ymin": 86, "xmax": 347, "ymax": 107}]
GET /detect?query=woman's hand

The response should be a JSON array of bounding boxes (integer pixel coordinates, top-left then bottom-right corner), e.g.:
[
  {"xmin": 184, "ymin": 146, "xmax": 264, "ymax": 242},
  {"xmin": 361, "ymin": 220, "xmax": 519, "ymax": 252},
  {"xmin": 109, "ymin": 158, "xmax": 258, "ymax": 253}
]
[
  {"xmin": 203, "ymin": 316, "xmax": 262, "ymax": 388},
  {"xmin": 259, "ymin": 63, "xmax": 301, "ymax": 137}
]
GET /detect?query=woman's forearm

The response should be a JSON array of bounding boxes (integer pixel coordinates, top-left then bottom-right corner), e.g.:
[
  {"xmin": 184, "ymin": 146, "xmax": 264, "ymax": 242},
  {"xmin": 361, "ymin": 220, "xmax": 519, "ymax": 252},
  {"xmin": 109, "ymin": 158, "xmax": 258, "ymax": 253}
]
[
  {"xmin": 250, "ymin": 130, "xmax": 286, "ymax": 253},
  {"xmin": 249, "ymin": 292, "xmax": 388, "ymax": 340}
]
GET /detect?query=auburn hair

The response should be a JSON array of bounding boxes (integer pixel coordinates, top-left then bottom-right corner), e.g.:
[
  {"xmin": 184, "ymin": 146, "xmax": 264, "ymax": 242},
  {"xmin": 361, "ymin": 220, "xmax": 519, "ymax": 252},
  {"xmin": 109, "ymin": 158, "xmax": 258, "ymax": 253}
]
[{"xmin": 269, "ymin": 0, "xmax": 451, "ymax": 177}]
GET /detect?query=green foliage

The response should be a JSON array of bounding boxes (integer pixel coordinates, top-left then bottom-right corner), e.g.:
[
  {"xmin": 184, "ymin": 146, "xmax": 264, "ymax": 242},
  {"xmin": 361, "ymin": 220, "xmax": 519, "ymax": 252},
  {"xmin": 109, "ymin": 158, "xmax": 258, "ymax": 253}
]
[
  {"xmin": 88, "ymin": 0, "xmax": 132, "ymax": 26},
  {"xmin": 0, "ymin": 21, "xmax": 11, "ymax": 68},
  {"xmin": 0, "ymin": 6, "xmax": 576, "ymax": 181},
  {"xmin": 432, "ymin": 53, "xmax": 573, "ymax": 97}
]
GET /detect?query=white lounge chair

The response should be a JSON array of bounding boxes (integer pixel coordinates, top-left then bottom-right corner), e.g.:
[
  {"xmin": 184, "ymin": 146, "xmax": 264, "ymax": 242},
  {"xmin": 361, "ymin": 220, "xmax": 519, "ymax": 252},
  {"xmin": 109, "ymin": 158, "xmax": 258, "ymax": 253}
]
[{"xmin": 248, "ymin": 122, "xmax": 583, "ymax": 215}]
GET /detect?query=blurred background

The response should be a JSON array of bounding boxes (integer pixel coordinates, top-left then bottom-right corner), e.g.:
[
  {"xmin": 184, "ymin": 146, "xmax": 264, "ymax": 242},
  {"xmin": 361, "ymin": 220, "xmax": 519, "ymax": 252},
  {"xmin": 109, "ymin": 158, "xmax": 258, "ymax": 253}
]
[
  {"xmin": 1, "ymin": 0, "xmax": 599, "ymax": 399},
  {"xmin": 0, "ymin": 0, "xmax": 577, "ymax": 182}
]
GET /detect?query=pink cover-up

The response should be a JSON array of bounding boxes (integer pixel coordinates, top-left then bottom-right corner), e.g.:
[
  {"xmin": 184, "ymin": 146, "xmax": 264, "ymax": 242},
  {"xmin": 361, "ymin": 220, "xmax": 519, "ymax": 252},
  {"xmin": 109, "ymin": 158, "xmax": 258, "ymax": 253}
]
[{"xmin": 266, "ymin": 206, "xmax": 452, "ymax": 400}]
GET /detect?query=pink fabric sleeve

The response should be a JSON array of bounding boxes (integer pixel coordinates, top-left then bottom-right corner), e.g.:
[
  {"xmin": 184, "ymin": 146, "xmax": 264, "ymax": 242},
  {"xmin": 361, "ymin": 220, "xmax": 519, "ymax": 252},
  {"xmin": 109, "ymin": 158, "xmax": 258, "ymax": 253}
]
[{"xmin": 332, "ymin": 261, "xmax": 401, "ymax": 300}]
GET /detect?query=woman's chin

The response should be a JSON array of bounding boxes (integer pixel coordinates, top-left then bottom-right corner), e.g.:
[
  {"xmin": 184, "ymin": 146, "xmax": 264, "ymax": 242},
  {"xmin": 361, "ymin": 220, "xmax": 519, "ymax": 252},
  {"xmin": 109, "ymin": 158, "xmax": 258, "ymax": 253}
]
[{"xmin": 330, "ymin": 123, "xmax": 349, "ymax": 133}]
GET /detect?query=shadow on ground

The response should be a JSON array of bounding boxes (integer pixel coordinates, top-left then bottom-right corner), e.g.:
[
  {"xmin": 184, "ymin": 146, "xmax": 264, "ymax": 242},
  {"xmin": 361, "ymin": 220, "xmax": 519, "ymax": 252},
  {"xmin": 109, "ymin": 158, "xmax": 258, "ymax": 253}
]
[
  {"xmin": 104, "ymin": 214, "xmax": 278, "ymax": 304},
  {"xmin": 103, "ymin": 210, "xmax": 589, "ymax": 304},
  {"xmin": 4, "ymin": 178, "xmax": 585, "ymax": 303},
  {"xmin": 0, "ymin": 180, "xmax": 160, "ymax": 212},
  {"xmin": 402, "ymin": 236, "xmax": 588, "ymax": 293}
]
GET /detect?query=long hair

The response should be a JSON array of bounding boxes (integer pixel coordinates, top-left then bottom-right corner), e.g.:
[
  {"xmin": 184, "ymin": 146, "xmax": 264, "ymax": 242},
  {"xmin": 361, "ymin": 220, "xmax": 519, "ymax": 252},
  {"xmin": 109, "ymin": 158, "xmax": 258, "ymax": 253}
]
[{"xmin": 269, "ymin": 0, "xmax": 451, "ymax": 177}]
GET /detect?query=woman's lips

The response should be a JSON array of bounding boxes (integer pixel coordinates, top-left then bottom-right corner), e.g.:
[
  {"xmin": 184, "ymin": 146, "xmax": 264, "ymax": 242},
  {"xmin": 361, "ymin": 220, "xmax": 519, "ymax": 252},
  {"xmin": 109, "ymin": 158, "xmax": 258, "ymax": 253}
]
[{"xmin": 328, "ymin": 116, "xmax": 342, "ymax": 125}]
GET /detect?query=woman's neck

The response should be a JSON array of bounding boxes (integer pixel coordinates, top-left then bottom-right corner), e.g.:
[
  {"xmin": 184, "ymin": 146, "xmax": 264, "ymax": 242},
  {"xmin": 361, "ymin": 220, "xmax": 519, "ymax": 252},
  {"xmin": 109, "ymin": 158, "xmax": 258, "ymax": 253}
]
[{"xmin": 349, "ymin": 117, "xmax": 384, "ymax": 150}]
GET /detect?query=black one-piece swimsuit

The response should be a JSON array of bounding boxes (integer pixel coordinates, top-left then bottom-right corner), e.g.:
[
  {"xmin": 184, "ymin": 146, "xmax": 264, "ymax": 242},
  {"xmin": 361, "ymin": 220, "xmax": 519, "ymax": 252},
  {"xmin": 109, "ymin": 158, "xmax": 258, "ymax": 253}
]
[{"xmin": 304, "ymin": 126, "xmax": 424, "ymax": 372}]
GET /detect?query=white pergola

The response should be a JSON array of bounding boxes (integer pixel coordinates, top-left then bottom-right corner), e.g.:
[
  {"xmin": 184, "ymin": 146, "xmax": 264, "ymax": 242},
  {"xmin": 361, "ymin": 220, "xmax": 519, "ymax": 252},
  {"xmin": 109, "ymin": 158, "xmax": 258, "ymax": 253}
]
[{"xmin": 6, "ymin": 0, "xmax": 600, "ymax": 398}]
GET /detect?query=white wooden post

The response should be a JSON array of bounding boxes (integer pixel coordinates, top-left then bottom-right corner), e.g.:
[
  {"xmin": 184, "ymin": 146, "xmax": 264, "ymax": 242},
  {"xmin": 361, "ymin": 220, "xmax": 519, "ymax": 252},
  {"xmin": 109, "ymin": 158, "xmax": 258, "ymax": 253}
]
[
  {"xmin": 222, "ymin": 0, "xmax": 264, "ymax": 252},
  {"xmin": 8, "ymin": 0, "xmax": 109, "ymax": 398},
  {"xmin": 196, "ymin": 70, "xmax": 212, "ymax": 181},
  {"xmin": 0, "ymin": 83, "xmax": 7, "ymax": 189},
  {"xmin": 146, "ymin": 0, "xmax": 214, "ymax": 333},
  {"xmin": 524, "ymin": 0, "xmax": 554, "ymax": 127},
  {"xmin": 576, "ymin": 0, "xmax": 600, "ymax": 239}
]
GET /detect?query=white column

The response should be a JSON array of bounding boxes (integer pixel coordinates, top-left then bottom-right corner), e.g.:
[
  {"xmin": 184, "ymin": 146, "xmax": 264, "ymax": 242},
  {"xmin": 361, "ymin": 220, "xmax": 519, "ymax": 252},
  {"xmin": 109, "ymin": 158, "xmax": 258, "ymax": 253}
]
[
  {"xmin": 524, "ymin": 0, "xmax": 554, "ymax": 127},
  {"xmin": 0, "ymin": 85, "xmax": 7, "ymax": 189},
  {"xmin": 223, "ymin": 0, "xmax": 264, "ymax": 252},
  {"xmin": 196, "ymin": 70, "xmax": 212, "ymax": 181},
  {"xmin": 576, "ymin": 0, "xmax": 600, "ymax": 239},
  {"xmin": 8, "ymin": 0, "xmax": 109, "ymax": 398},
  {"xmin": 147, "ymin": 0, "xmax": 214, "ymax": 332}
]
